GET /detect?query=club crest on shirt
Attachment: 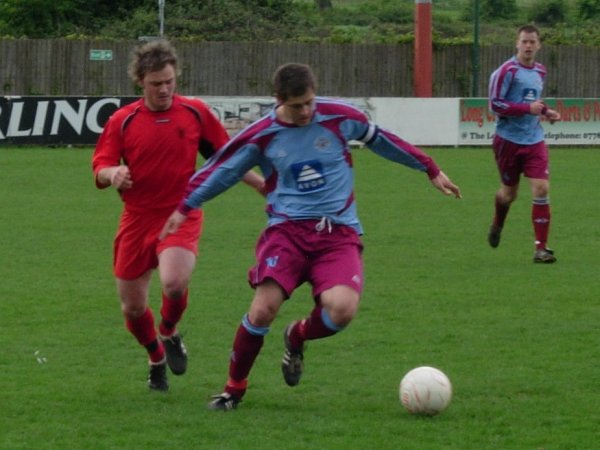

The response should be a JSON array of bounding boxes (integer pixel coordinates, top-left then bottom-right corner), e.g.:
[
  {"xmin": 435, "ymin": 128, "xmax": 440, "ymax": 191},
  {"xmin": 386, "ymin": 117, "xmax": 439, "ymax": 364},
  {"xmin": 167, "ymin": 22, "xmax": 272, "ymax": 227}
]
[
  {"xmin": 314, "ymin": 136, "xmax": 330, "ymax": 151},
  {"xmin": 291, "ymin": 160, "xmax": 326, "ymax": 192}
]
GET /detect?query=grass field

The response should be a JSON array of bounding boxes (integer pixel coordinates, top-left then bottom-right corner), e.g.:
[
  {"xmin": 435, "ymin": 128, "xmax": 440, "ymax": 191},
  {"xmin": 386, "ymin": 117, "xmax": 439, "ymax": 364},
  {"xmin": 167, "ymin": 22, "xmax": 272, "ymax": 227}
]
[{"xmin": 1, "ymin": 146, "xmax": 599, "ymax": 449}]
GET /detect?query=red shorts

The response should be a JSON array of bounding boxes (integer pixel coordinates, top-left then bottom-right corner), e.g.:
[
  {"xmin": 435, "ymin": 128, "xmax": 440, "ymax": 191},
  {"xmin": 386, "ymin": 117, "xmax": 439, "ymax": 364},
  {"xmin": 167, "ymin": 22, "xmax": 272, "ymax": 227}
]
[
  {"xmin": 248, "ymin": 220, "xmax": 364, "ymax": 299},
  {"xmin": 113, "ymin": 208, "xmax": 203, "ymax": 280},
  {"xmin": 492, "ymin": 135, "xmax": 549, "ymax": 186}
]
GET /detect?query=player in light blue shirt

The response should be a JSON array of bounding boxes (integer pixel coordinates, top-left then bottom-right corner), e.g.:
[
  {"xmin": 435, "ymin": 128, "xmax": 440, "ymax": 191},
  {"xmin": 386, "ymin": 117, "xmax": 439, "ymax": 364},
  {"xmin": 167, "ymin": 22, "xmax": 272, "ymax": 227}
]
[
  {"xmin": 487, "ymin": 24, "xmax": 561, "ymax": 263},
  {"xmin": 490, "ymin": 54, "xmax": 546, "ymax": 145},
  {"xmin": 161, "ymin": 63, "xmax": 461, "ymax": 410}
]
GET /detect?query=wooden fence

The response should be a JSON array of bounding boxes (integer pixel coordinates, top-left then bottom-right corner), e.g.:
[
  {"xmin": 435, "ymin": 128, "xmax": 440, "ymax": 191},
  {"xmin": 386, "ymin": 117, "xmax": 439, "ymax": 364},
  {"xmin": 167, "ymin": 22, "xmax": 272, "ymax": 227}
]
[{"xmin": 1, "ymin": 39, "xmax": 599, "ymax": 97}]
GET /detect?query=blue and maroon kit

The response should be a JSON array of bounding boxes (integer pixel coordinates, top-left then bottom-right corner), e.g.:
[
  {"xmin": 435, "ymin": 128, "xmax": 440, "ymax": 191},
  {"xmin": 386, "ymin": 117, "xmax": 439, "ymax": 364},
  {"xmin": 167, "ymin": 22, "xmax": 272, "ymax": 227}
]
[
  {"xmin": 488, "ymin": 56, "xmax": 550, "ymax": 184},
  {"xmin": 488, "ymin": 55, "xmax": 547, "ymax": 145},
  {"xmin": 191, "ymin": 97, "xmax": 446, "ymax": 400},
  {"xmin": 177, "ymin": 97, "xmax": 441, "ymax": 298},
  {"xmin": 178, "ymin": 97, "xmax": 440, "ymax": 235}
]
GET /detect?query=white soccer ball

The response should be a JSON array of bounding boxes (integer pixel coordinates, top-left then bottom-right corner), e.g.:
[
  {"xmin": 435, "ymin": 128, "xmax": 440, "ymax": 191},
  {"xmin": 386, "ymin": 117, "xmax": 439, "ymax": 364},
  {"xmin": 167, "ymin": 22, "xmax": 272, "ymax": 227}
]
[{"xmin": 399, "ymin": 366, "xmax": 452, "ymax": 416}]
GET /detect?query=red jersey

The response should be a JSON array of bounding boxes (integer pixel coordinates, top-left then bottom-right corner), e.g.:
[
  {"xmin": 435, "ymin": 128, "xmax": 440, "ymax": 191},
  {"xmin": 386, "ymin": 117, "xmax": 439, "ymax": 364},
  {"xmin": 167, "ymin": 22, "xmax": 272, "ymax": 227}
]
[{"xmin": 92, "ymin": 95, "xmax": 229, "ymax": 211}]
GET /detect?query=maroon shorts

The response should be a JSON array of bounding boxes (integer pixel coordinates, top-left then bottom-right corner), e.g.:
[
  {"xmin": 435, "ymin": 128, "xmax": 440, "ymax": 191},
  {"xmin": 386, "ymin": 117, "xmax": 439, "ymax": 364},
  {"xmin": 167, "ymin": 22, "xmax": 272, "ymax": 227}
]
[
  {"xmin": 492, "ymin": 135, "xmax": 549, "ymax": 186},
  {"xmin": 248, "ymin": 220, "xmax": 364, "ymax": 299},
  {"xmin": 113, "ymin": 208, "xmax": 203, "ymax": 280}
]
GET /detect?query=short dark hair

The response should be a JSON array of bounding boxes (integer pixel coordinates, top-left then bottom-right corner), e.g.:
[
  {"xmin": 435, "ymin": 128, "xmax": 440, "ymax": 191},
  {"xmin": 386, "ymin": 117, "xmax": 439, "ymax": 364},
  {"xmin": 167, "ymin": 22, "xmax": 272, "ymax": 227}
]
[
  {"xmin": 272, "ymin": 63, "xmax": 317, "ymax": 101},
  {"xmin": 128, "ymin": 40, "xmax": 179, "ymax": 83},
  {"xmin": 517, "ymin": 24, "xmax": 540, "ymax": 37}
]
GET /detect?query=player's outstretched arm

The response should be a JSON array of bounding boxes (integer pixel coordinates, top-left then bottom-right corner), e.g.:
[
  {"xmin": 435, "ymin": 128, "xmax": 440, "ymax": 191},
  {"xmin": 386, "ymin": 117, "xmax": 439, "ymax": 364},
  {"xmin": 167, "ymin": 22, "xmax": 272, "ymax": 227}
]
[
  {"xmin": 430, "ymin": 171, "xmax": 462, "ymax": 199},
  {"xmin": 159, "ymin": 210, "xmax": 187, "ymax": 240}
]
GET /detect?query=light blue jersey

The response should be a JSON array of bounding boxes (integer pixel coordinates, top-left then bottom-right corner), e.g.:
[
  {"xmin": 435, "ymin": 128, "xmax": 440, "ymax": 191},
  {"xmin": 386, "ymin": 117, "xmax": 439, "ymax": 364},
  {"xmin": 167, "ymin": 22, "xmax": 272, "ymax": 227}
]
[
  {"xmin": 489, "ymin": 56, "xmax": 547, "ymax": 145},
  {"xmin": 179, "ymin": 97, "xmax": 440, "ymax": 234}
]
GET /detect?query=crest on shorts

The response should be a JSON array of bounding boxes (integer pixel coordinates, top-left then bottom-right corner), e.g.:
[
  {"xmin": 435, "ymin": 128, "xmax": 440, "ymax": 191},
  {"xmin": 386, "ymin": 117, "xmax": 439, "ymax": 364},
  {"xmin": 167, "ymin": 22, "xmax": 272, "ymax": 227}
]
[{"xmin": 266, "ymin": 255, "xmax": 279, "ymax": 267}]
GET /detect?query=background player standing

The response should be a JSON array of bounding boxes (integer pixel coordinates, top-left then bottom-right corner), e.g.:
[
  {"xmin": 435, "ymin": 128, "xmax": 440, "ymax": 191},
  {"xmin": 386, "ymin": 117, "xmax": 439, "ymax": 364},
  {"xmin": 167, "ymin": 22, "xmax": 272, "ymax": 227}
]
[
  {"xmin": 487, "ymin": 24, "xmax": 561, "ymax": 263},
  {"xmin": 160, "ymin": 63, "xmax": 461, "ymax": 410},
  {"xmin": 92, "ymin": 40, "xmax": 264, "ymax": 391}
]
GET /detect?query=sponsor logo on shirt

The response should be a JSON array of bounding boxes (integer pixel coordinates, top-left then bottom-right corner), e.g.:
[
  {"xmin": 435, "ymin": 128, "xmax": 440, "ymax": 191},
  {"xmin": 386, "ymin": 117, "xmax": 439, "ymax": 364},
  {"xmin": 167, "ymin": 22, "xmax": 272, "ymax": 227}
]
[
  {"xmin": 522, "ymin": 88, "xmax": 537, "ymax": 102},
  {"xmin": 291, "ymin": 160, "xmax": 326, "ymax": 192}
]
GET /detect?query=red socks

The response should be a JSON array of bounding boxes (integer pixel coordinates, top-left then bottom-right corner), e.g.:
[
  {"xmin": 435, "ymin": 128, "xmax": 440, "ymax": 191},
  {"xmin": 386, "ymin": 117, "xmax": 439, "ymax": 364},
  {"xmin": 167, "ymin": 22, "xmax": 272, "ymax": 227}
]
[
  {"xmin": 125, "ymin": 308, "xmax": 164, "ymax": 364},
  {"xmin": 125, "ymin": 292, "xmax": 189, "ymax": 364},
  {"xmin": 159, "ymin": 290, "xmax": 188, "ymax": 337}
]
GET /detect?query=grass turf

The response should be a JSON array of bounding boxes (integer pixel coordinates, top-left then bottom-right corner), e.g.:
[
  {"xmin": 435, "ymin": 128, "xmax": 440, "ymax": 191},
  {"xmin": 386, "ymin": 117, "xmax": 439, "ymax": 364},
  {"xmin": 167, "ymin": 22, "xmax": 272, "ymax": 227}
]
[{"xmin": 1, "ymin": 146, "xmax": 599, "ymax": 449}]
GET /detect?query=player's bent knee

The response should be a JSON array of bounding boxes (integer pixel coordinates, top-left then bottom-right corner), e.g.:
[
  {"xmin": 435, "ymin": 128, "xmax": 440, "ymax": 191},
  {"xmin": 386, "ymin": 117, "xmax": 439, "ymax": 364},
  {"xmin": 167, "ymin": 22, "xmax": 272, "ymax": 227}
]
[
  {"xmin": 248, "ymin": 302, "xmax": 280, "ymax": 326},
  {"xmin": 162, "ymin": 283, "xmax": 187, "ymax": 300},
  {"xmin": 160, "ymin": 275, "xmax": 191, "ymax": 299},
  {"xmin": 122, "ymin": 303, "xmax": 147, "ymax": 319},
  {"xmin": 333, "ymin": 308, "xmax": 357, "ymax": 328}
]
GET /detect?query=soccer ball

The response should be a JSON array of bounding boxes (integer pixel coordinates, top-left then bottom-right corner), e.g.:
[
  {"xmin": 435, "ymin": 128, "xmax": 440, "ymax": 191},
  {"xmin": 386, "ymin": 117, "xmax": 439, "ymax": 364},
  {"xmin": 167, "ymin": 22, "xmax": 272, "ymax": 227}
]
[{"xmin": 399, "ymin": 366, "xmax": 452, "ymax": 416}]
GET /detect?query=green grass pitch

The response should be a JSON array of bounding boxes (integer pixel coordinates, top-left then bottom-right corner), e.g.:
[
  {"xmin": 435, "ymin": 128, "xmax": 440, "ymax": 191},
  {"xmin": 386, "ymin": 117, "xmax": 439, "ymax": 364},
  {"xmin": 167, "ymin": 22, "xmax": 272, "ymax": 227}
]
[{"xmin": 1, "ymin": 146, "xmax": 599, "ymax": 449}]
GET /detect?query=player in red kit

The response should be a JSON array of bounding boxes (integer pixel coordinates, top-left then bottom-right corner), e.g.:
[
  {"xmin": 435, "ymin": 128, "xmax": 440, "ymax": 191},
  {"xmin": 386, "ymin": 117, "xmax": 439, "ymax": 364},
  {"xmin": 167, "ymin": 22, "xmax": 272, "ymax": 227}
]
[{"xmin": 92, "ymin": 40, "xmax": 264, "ymax": 391}]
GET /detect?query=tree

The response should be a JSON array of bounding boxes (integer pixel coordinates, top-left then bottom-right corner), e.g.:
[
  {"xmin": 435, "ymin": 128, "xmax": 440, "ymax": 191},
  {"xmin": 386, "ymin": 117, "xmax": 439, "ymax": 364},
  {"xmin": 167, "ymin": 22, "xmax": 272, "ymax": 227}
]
[
  {"xmin": 0, "ymin": 0, "xmax": 150, "ymax": 37},
  {"xmin": 528, "ymin": 0, "xmax": 568, "ymax": 25},
  {"xmin": 482, "ymin": 0, "xmax": 517, "ymax": 21},
  {"xmin": 578, "ymin": 0, "xmax": 600, "ymax": 19},
  {"xmin": 315, "ymin": 0, "xmax": 332, "ymax": 10}
]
